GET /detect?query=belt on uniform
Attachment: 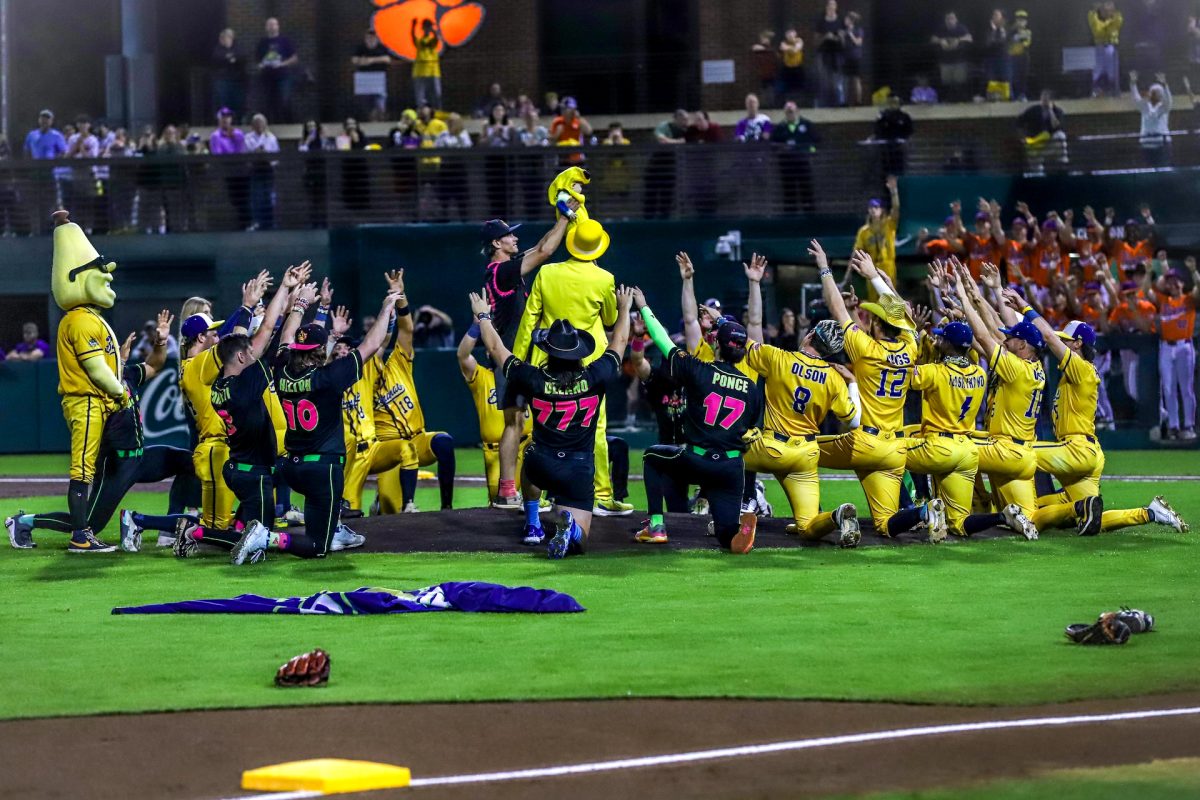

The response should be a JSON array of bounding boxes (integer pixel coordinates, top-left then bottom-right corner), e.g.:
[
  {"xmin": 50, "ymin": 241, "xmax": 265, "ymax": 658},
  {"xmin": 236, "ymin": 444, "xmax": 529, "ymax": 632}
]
[
  {"xmin": 287, "ymin": 453, "xmax": 345, "ymax": 465},
  {"xmin": 935, "ymin": 432, "xmax": 960, "ymax": 439},
  {"xmin": 690, "ymin": 445, "xmax": 742, "ymax": 459},
  {"xmin": 357, "ymin": 440, "xmax": 371, "ymax": 453},
  {"xmin": 114, "ymin": 448, "xmax": 143, "ymax": 458},
  {"xmin": 482, "ymin": 442, "xmax": 501, "ymax": 451},
  {"xmin": 861, "ymin": 426, "xmax": 894, "ymax": 436},
  {"xmin": 229, "ymin": 461, "xmax": 274, "ymax": 474},
  {"xmin": 769, "ymin": 430, "xmax": 817, "ymax": 443}
]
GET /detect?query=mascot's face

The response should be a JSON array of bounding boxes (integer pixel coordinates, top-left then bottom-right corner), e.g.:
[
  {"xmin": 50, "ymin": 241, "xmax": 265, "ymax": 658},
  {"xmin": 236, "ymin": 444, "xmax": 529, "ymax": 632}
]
[{"xmin": 51, "ymin": 220, "xmax": 116, "ymax": 310}]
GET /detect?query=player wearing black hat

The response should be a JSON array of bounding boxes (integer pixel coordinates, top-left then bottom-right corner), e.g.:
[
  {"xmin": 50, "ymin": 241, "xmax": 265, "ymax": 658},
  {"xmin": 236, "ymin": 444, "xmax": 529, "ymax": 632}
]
[
  {"xmin": 229, "ymin": 279, "xmax": 403, "ymax": 564},
  {"xmin": 468, "ymin": 284, "xmax": 632, "ymax": 559},
  {"xmin": 631, "ymin": 288, "xmax": 763, "ymax": 554}
]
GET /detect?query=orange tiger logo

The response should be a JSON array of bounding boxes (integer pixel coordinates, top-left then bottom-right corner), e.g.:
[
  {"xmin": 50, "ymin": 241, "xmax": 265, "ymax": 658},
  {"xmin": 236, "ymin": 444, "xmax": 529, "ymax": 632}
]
[{"xmin": 372, "ymin": 0, "xmax": 486, "ymax": 62}]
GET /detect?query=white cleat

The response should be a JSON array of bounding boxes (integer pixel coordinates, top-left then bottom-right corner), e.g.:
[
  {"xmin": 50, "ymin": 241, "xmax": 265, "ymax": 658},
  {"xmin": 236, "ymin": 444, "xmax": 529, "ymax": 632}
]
[
  {"xmin": 753, "ymin": 480, "xmax": 773, "ymax": 518},
  {"xmin": 118, "ymin": 509, "xmax": 142, "ymax": 553},
  {"xmin": 230, "ymin": 520, "xmax": 270, "ymax": 565},
  {"xmin": 1002, "ymin": 503, "xmax": 1039, "ymax": 541},
  {"xmin": 402, "ymin": 501, "xmax": 419, "ymax": 514},
  {"xmin": 330, "ymin": 523, "xmax": 366, "ymax": 551},
  {"xmin": 1148, "ymin": 496, "xmax": 1189, "ymax": 533},
  {"xmin": 835, "ymin": 503, "xmax": 860, "ymax": 548},
  {"xmin": 925, "ymin": 498, "xmax": 948, "ymax": 543},
  {"xmin": 284, "ymin": 505, "xmax": 305, "ymax": 526}
]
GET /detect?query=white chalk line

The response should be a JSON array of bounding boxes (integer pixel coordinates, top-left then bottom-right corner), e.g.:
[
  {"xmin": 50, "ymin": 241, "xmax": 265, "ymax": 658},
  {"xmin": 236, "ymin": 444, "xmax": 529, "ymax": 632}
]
[{"xmin": 220, "ymin": 704, "xmax": 1200, "ymax": 800}]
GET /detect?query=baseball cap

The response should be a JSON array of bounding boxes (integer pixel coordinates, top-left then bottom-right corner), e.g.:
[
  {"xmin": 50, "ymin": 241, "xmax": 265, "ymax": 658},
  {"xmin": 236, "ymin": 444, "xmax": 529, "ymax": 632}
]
[
  {"xmin": 1015, "ymin": 9, "xmax": 1028, "ymax": 17},
  {"xmin": 703, "ymin": 297, "xmax": 722, "ymax": 310},
  {"xmin": 1056, "ymin": 320, "xmax": 1097, "ymax": 347},
  {"xmin": 1083, "ymin": 280, "xmax": 1102, "ymax": 292},
  {"xmin": 974, "ymin": 211, "xmax": 990, "ymax": 222},
  {"xmin": 867, "ymin": 198, "xmax": 883, "ymax": 209},
  {"xmin": 216, "ymin": 106, "xmax": 233, "ymax": 118},
  {"xmin": 1012, "ymin": 216, "xmax": 1027, "ymax": 228},
  {"xmin": 943, "ymin": 215, "xmax": 957, "ymax": 226},
  {"xmin": 181, "ymin": 313, "xmax": 222, "ymax": 339},
  {"xmin": 716, "ymin": 320, "xmax": 748, "ymax": 348},
  {"xmin": 1041, "ymin": 219, "xmax": 1058, "ymax": 231},
  {"xmin": 480, "ymin": 218, "xmax": 521, "ymax": 245},
  {"xmin": 1165, "ymin": 268, "xmax": 1182, "ymax": 280},
  {"xmin": 38, "ymin": 108, "xmax": 54, "ymax": 118},
  {"xmin": 289, "ymin": 323, "xmax": 328, "ymax": 351},
  {"xmin": 999, "ymin": 320, "xmax": 1045, "ymax": 349},
  {"xmin": 562, "ymin": 96, "xmax": 578, "ymax": 110},
  {"xmin": 335, "ymin": 335, "xmax": 357, "ymax": 347},
  {"xmin": 931, "ymin": 320, "xmax": 973, "ymax": 348},
  {"xmin": 1120, "ymin": 280, "xmax": 1138, "ymax": 293}
]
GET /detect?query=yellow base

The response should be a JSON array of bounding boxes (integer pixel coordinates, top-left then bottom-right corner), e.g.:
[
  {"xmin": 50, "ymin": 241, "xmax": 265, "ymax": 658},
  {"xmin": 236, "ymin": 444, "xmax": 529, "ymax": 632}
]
[{"xmin": 242, "ymin": 758, "xmax": 411, "ymax": 794}]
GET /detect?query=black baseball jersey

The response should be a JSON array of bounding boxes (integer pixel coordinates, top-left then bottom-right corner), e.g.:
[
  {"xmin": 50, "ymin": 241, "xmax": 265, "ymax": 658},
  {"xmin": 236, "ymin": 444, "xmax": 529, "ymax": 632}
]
[
  {"xmin": 667, "ymin": 347, "xmax": 760, "ymax": 452},
  {"xmin": 274, "ymin": 350, "xmax": 364, "ymax": 456},
  {"xmin": 103, "ymin": 364, "xmax": 151, "ymax": 452},
  {"xmin": 212, "ymin": 360, "xmax": 278, "ymax": 467},
  {"xmin": 484, "ymin": 259, "xmax": 526, "ymax": 349},
  {"xmin": 503, "ymin": 350, "xmax": 619, "ymax": 451},
  {"xmin": 643, "ymin": 357, "xmax": 687, "ymax": 445}
]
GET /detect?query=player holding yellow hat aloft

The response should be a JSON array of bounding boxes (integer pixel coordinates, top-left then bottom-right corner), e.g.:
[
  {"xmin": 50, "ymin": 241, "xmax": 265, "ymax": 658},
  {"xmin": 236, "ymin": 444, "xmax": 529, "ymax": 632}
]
[
  {"xmin": 815, "ymin": 242, "xmax": 948, "ymax": 540},
  {"xmin": 49, "ymin": 209, "xmax": 124, "ymax": 552},
  {"xmin": 1002, "ymin": 290, "xmax": 1187, "ymax": 536}
]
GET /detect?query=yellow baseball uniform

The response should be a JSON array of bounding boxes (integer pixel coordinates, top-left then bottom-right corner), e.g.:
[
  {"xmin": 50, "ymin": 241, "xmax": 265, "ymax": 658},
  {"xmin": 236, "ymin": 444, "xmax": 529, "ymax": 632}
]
[
  {"xmin": 512, "ymin": 257, "xmax": 618, "ymax": 504},
  {"xmin": 1032, "ymin": 350, "xmax": 1149, "ymax": 531},
  {"xmin": 974, "ymin": 345, "xmax": 1044, "ymax": 517},
  {"xmin": 854, "ymin": 217, "xmax": 897, "ymax": 295},
  {"xmin": 818, "ymin": 319, "xmax": 916, "ymax": 532},
  {"xmin": 905, "ymin": 359, "xmax": 987, "ymax": 535},
  {"xmin": 372, "ymin": 346, "xmax": 450, "ymax": 512},
  {"xmin": 180, "ymin": 347, "xmax": 234, "ymax": 529},
  {"xmin": 466, "ymin": 363, "xmax": 532, "ymax": 499},
  {"xmin": 57, "ymin": 306, "xmax": 122, "ymax": 483},
  {"xmin": 744, "ymin": 342, "xmax": 856, "ymax": 538},
  {"xmin": 342, "ymin": 354, "xmax": 381, "ymax": 510}
]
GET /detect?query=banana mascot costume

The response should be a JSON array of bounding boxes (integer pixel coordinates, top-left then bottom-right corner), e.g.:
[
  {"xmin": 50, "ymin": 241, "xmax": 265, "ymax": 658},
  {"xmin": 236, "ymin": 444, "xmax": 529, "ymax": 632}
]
[
  {"xmin": 547, "ymin": 166, "xmax": 590, "ymax": 224},
  {"xmin": 51, "ymin": 209, "xmax": 124, "ymax": 538}
]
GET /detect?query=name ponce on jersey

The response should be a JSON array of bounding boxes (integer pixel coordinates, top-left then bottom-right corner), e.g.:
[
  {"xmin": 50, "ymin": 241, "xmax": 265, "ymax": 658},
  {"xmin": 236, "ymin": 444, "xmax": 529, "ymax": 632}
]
[{"xmin": 711, "ymin": 372, "xmax": 752, "ymax": 393}]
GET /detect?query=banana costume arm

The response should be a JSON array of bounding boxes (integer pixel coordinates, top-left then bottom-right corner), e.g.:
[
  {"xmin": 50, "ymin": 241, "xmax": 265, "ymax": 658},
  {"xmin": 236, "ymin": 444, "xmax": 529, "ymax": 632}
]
[{"xmin": 82, "ymin": 356, "xmax": 125, "ymax": 399}]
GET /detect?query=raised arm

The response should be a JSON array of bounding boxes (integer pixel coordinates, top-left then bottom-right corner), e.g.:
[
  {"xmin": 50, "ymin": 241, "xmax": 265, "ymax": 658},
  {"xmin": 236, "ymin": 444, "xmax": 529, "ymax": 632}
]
[
  {"xmin": 279, "ymin": 282, "xmax": 318, "ymax": 348},
  {"xmin": 358, "ymin": 291, "xmax": 406, "ymax": 361},
  {"xmin": 743, "ymin": 253, "xmax": 766, "ymax": 343},
  {"xmin": 518, "ymin": 215, "xmax": 571, "ymax": 275},
  {"xmin": 384, "ymin": 269, "xmax": 413, "ymax": 358},
  {"xmin": 628, "ymin": 313, "xmax": 651, "ymax": 380},
  {"xmin": 950, "ymin": 262, "xmax": 997, "ymax": 358},
  {"xmin": 468, "ymin": 289, "xmax": 512, "ymax": 367},
  {"xmin": 886, "ymin": 175, "xmax": 900, "ymax": 224},
  {"xmin": 1005, "ymin": 288, "xmax": 1066, "ymax": 362},
  {"xmin": 678, "ymin": 251, "xmax": 702, "ymax": 351},
  {"xmin": 633, "ymin": 287, "xmax": 677, "ymax": 358},
  {"xmin": 606, "ymin": 286, "xmax": 633, "ymax": 355},
  {"xmin": 254, "ymin": 262, "xmax": 309, "ymax": 358},
  {"xmin": 813, "ymin": 239, "xmax": 851, "ymax": 325},
  {"xmin": 456, "ymin": 326, "xmax": 480, "ymax": 381},
  {"xmin": 848, "ymin": 248, "xmax": 896, "ymax": 297},
  {"xmin": 143, "ymin": 309, "xmax": 175, "ymax": 378}
]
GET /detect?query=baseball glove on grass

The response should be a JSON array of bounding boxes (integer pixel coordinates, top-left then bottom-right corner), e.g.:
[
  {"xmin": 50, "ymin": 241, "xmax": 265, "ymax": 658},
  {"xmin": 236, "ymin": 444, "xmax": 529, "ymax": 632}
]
[
  {"xmin": 1065, "ymin": 613, "xmax": 1131, "ymax": 645},
  {"xmin": 275, "ymin": 649, "xmax": 331, "ymax": 686}
]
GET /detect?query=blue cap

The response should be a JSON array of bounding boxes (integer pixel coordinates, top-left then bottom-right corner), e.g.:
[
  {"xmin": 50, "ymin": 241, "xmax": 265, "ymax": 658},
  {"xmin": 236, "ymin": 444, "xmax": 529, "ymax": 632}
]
[
  {"xmin": 931, "ymin": 321, "xmax": 973, "ymax": 348},
  {"xmin": 999, "ymin": 320, "xmax": 1045, "ymax": 349},
  {"xmin": 1057, "ymin": 320, "xmax": 1097, "ymax": 347}
]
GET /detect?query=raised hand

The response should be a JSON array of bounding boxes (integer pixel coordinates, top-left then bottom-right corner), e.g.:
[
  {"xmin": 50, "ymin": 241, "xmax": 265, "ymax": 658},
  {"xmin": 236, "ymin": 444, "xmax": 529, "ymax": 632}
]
[
  {"xmin": 949, "ymin": 199, "xmax": 962, "ymax": 215},
  {"xmin": 296, "ymin": 282, "xmax": 318, "ymax": 306},
  {"xmin": 843, "ymin": 285, "xmax": 860, "ymax": 311},
  {"xmin": 121, "ymin": 331, "xmax": 137, "ymax": 362},
  {"xmin": 155, "ymin": 309, "xmax": 174, "ymax": 342},
  {"xmin": 1009, "ymin": 264, "xmax": 1026, "ymax": 284},
  {"xmin": 1001, "ymin": 288, "xmax": 1025, "ymax": 312},
  {"xmin": 631, "ymin": 286, "xmax": 647, "ymax": 309},
  {"xmin": 319, "ymin": 277, "xmax": 334, "ymax": 307},
  {"xmin": 631, "ymin": 313, "xmax": 647, "ymax": 336},
  {"xmin": 385, "ymin": 268, "xmax": 406, "ymax": 294},
  {"xmin": 885, "ymin": 174, "xmax": 898, "ymax": 193},
  {"xmin": 743, "ymin": 253, "xmax": 768, "ymax": 283},
  {"xmin": 282, "ymin": 261, "xmax": 311, "ymax": 288},
  {"xmin": 698, "ymin": 304, "xmax": 722, "ymax": 325},
  {"xmin": 926, "ymin": 261, "xmax": 945, "ymax": 290},
  {"xmin": 980, "ymin": 262, "xmax": 1001, "ymax": 290},
  {"xmin": 807, "ymin": 239, "xmax": 829, "ymax": 271},
  {"xmin": 1016, "ymin": 200, "xmax": 1030, "ymax": 216},
  {"xmin": 676, "ymin": 252, "xmax": 695, "ymax": 280},
  {"xmin": 468, "ymin": 289, "xmax": 490, "ymax": 318},
  {"xmin": 911, "ymin": 303, "xmax": 933, "ymax": 330},
  {"xmin": 849, "ymin": 249, "xmax": 879, "ymax": 279},
  {"xmin": 616, "ymin": 285, "xmax": 634, "ymax": 312},
  {"xmin": 977, "ymin": 197, "xmax": 990, "ymax": 213},
  {"xmin": 382, "ymin": 291, "xmax": 405, "ymax": 313},
  {"xmin": 331, "ymin": 306, "xmax": 352, "ymax": 336},
  {"xmin": 242, "ymin": 269, "xmax": 272, "ymax": 307}
]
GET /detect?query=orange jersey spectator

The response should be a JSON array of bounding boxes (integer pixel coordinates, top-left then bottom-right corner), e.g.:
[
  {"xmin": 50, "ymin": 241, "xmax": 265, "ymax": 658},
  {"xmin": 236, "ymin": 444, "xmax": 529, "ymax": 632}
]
[
  {"xmin": 1111, "ymin": 238, "xmax": 1153, "ymax": 273},
  {"xmin": 1029, "ymin": 241, "xmax": 1064, "ymax": 287},
  {"xmin": 1158, "ymin": 292, "xmax": 1197, "ymax": 342},
  {"xmin": 1003, "ymin": 238, "xmax": 1035, "ymax": 278},
  {"xmin": 1073, "ymin": 234, "xmax": 1107, "ymax": 282},
  {"xmin": 1109, "ymin": 283, "xmax": 1157, "ymax": 333}
]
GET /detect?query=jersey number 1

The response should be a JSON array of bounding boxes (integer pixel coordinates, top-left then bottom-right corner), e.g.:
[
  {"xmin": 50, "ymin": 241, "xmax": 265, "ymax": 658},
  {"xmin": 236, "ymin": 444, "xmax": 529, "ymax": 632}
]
[{"xmin": 701, "ymin": 393, "xmax": 746, "ymax": 429}]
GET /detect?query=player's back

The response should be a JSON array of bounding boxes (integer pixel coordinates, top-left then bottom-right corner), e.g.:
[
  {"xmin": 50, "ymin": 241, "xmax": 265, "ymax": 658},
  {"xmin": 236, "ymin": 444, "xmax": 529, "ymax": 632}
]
[
  {"xmin": 912, "ymin": 360, "xmax": 987, "ymax": 435},
  {"xmin": 842, "ymin": 320, "xmax": 916, "ymax": 432},
  {"xmin": 1053, "ymin": 351, "xmax": 1099, "ymax": 439},
  {"xmin": 669, "ymin": 349, "xmax": 759, "ymax": 452},
  {"xmin": 985, "ymin": 346, "xmax": 1045, "ymax": 441},
  {"xmin": 745, "ymin": 343, "xmax": 852, "ymax": 437},
  {"xmin": 180, "ymin": 349, "xmax": 225, "ymax": 440}
]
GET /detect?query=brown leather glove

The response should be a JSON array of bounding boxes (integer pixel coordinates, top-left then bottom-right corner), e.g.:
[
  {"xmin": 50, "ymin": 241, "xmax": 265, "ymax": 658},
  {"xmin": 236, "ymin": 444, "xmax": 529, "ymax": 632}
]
[{"xmin": 275, "ymin": 649, "xmax": 331, "ymax": 686}]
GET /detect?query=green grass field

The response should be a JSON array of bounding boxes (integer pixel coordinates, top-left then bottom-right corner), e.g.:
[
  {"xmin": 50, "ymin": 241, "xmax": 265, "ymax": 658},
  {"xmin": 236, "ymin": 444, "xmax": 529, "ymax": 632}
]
[{"xmin": 2, "ymin": 450, "xmax": 1197, "ymax": 722}]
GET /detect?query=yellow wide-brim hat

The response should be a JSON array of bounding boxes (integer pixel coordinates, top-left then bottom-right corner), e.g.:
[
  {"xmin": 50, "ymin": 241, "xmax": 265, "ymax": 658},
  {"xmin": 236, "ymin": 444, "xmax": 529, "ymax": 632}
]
[
  {"xmin": 860, "ymin": 294, "xmax": 916, "ymax": 331},
  {"xmin": 566, "ymin": 218, "xmax": 610, "ymax": 262}
]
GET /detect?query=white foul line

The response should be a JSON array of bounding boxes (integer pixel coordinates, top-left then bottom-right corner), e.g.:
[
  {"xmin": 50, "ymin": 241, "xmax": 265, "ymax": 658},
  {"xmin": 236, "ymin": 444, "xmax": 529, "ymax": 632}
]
[{"xmin": 221, "ymin": 704, "xmax": 1200, "ymax": 799}]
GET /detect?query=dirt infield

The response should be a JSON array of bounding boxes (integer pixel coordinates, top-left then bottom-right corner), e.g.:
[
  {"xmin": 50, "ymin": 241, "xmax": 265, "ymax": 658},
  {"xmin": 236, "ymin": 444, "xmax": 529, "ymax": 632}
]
[{"xmin": 4, "ymin": 693, "xmax": 1199, "ymax": 799}]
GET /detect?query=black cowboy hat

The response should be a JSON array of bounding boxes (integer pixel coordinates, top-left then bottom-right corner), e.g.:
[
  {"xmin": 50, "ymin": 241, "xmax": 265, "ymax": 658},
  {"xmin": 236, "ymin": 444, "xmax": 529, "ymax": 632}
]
[{"xmin": 533, "ymin": 319, "xmax": 594, "ymax": 360}]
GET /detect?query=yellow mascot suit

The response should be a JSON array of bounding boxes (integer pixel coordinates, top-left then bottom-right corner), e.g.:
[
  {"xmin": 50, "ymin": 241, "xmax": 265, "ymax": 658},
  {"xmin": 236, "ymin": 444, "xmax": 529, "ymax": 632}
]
[{"xmin": 51, "ymin": 209, "xmax": 125, "ymax": 547}]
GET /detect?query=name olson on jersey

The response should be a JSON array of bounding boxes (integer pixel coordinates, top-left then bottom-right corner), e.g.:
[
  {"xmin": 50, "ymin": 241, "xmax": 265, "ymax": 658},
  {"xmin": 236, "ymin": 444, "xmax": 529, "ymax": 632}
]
[{"xmin": 790, "ymin": 364, "xmax": 828, "ymax": 384}]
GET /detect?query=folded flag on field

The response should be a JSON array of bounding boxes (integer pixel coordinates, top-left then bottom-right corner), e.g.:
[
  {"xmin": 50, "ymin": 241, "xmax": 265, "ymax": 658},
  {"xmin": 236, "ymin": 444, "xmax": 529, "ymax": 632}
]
[{"xmin": 112, "ymin": 582, "xmax": 585, "ymax": 615}]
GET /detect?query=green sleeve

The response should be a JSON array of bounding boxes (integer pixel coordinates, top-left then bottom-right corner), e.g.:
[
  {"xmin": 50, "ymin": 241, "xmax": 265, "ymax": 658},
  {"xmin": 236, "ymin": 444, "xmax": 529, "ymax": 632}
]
[{"xmin": 640, "ymin": 306, "xmax": 675, "ymax": 357}]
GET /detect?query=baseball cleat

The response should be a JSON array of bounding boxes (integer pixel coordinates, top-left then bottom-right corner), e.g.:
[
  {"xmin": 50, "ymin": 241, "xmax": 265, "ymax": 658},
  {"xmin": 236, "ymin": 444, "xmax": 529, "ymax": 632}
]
[
  {"xmin": 633, "ymin": 521, "xmax": 668, "ymax": 544},
  {"xmin": 730, "ymin": 510, "xmax": 757, "ymax": 554},
  {"xmin": 753, "ymin": 480, "xmax": 773, "ymax": 517},
  {"xmin": 118, "ymin": 509, "xmax": 142, "ymax": 553},
  {"xmin": 67, "ymin": 529, "xmax": 116, "ymax": 554},
  {"xmin": 230, "ymin": 520, "xmax": 269, "ymax": 565},
  {"xmin": 1148, "ymin": 496, "xmax": 1188, "ymax": 533},
  {"xmin": 5, "ymin": 511, "xmax": 35, "ymax": 549},
  {"xmin": 284, "ymin": 505, "xmax": 305, "ymax": 526},
  {"xmin": 1002, "ymin": 503, "xmax": 1039, "ymax": 541},
  {"xmin": 925, "ymin": 498, "xmax": 947, "ymax": 543},
  {"xmin": 546, "ymin": 512, "xmax": 577, "ymax": 559},
  {"xmin": 690, "ymin": 489, "xmax": 709, "ymax": 516},
  {"xmin": 835, "ymin": 503, "xmax": 861, "ymax": 548},
  {"xmin": 491, "ymin": 495, "xmax": 521, "ymax": 510},
  {"xmin": 402, "ymin": 501, "xmax": 419, "ymax": 513},
  {"xmin": 522, "ymin": 524, "xmax": 545, "ymax": 546},
  {"xmin": 593, "ymin": 499, "xmax": 634, "ymax": 516},
  {"xmin": 1077, "ymin": 495, "xmax": 1104, "ymax": 536},
  {"xmin": 172, "ymin": 518, "xmax": 199, "ymax": 558},
  {"xmin": 330, "ymin": 523, "xmax": 366, "ymax": 551}
]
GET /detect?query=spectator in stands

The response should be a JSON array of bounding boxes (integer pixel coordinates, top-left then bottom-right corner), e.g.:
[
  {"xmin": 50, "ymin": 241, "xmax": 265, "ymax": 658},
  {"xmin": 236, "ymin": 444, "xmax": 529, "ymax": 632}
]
[
  {"xmin": 543, "ymin": 91, "xmax": 561, "ymax": 118},
  {"xmin": 773, "ymin": 308, "xmax": 804, "ymax": 351},
  {"xmin": 778, "ymin": 28, "xmax": 806, "ymax": 105},
  {"xmin": 210, "ymin": 108, "xmax": 249, "ymax": 229},
  {"xmin": 256, "ymin": 17, "xmax": 299, "ymax": 123},
  {"xmin": 1007, "ymin": 12, "xmax": 1032, "ymax": 102},
  {"xmin": 352, "ymin": 28, "xmax": 392, "ymax": 122},
  {"xmin": 655, "ymin": 110, "xmax": 689, "ymax": 145},
  {"xmin": 604, "ymin": 122, "xmax": 630, "ymax": 145},
  {"xmin": 841, "ymin": 13, "xmax": 865, "ymax": 106},
  {"xmin": 686, "ymin": 111, "xmax": 723, "ymax": 143},
  {"xmin": 550, "ymin": 96, "xmax": 591, "ymax": 145},
  {"xmin": 873, "ymin": 94, "xmax": 913, "ymax": 175},
  {"xmin": 482, "ymin": 102, "xmax": 514, "ymax": 146},
  {"xmin": 245, "ymin": 113, "xmax": 279, "ymax": 231},
  {"xmin": 62, "ymin": 116, "xmax": 100, "ymax": 234},
  {"xmin": 212, "ymin": 28, "xmax": 245, "ymax": 122},
  {"xmin": 853, "ymin": 176, "xmax": 900, "ymax": 290},
  {"xmin": 814, "ymin": 0, "xmax": 844, "ymax": 107},
  {"xmin": 1129, "ymin": 71, "xmax": 1172, "ymax": 167},
  {"xmin": 412, "ymin": 17, "xmax": 443, "ymax": 109},
  {"xmin": 516, "ymin": 102, "xmax": 548, "ymax": 146},
  {"xmin": 474, "ymin": 83, "xmax": 511, "ymax": 119},
  {"xmin": 298, "ymin": 120, "xmax": 333, "ymax": 228},
  {"xmin": 735, "ymin": 93, "xmax": 772, "ymax": 141},
  {"xmin": 1088, "ymin": 2, "xmax": 1123, "ymax": 97},
  {"xmin": 770, "ymin": 101, "xmax": 818, "ymax": 214},
  {"xmin": 482, "ymin": 103, "xmax": 513, "ymax": 217},
  {"xmin": 7, "ymin": 322, "xmax": 50, "ymax": 361},
  {"xmin": 23, "ymin": 109, "xmax": 66, "ymax": 159},
  {"xmin": 436, "ymin": 113, "xmax": 471, "ymax": 221},
  {"xmin": 751, "ymin": 30, "xmax": 779, "ymax": 105},
  {"xmin": 647, "ymin": 111, "xmax": 685, "ymax": 220},
  {"xmin": 931, "ymin": 11, "xmax": 973, "ymax": 103},
  {"xmin": 910, "ymin": 75, "xmax": 938, "ymax": 104},
  {"xmin": 413, "ymin": 305, "xmax": 455, "ymax": 348},
  {"xmin": 982, "ymin": 9, "xmax": 1010, "ymax": 97},
  {"xmin": 1017, "ymin": 90, "xmax": 1068, "ymax": 172}
]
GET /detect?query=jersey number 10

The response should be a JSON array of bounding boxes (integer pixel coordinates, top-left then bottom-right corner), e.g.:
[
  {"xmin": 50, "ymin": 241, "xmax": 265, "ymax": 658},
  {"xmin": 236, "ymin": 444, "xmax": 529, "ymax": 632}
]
[{"xmin": 281, "ymin": 399, "xmax": 319, "ymax": 432}]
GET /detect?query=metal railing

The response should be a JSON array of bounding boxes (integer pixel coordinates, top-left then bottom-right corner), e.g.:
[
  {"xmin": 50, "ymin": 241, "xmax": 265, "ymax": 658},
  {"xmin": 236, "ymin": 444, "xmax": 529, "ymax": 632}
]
[{"xmin": 2, "ymin": 133, "xmax": 1199, "ymax": 235}]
